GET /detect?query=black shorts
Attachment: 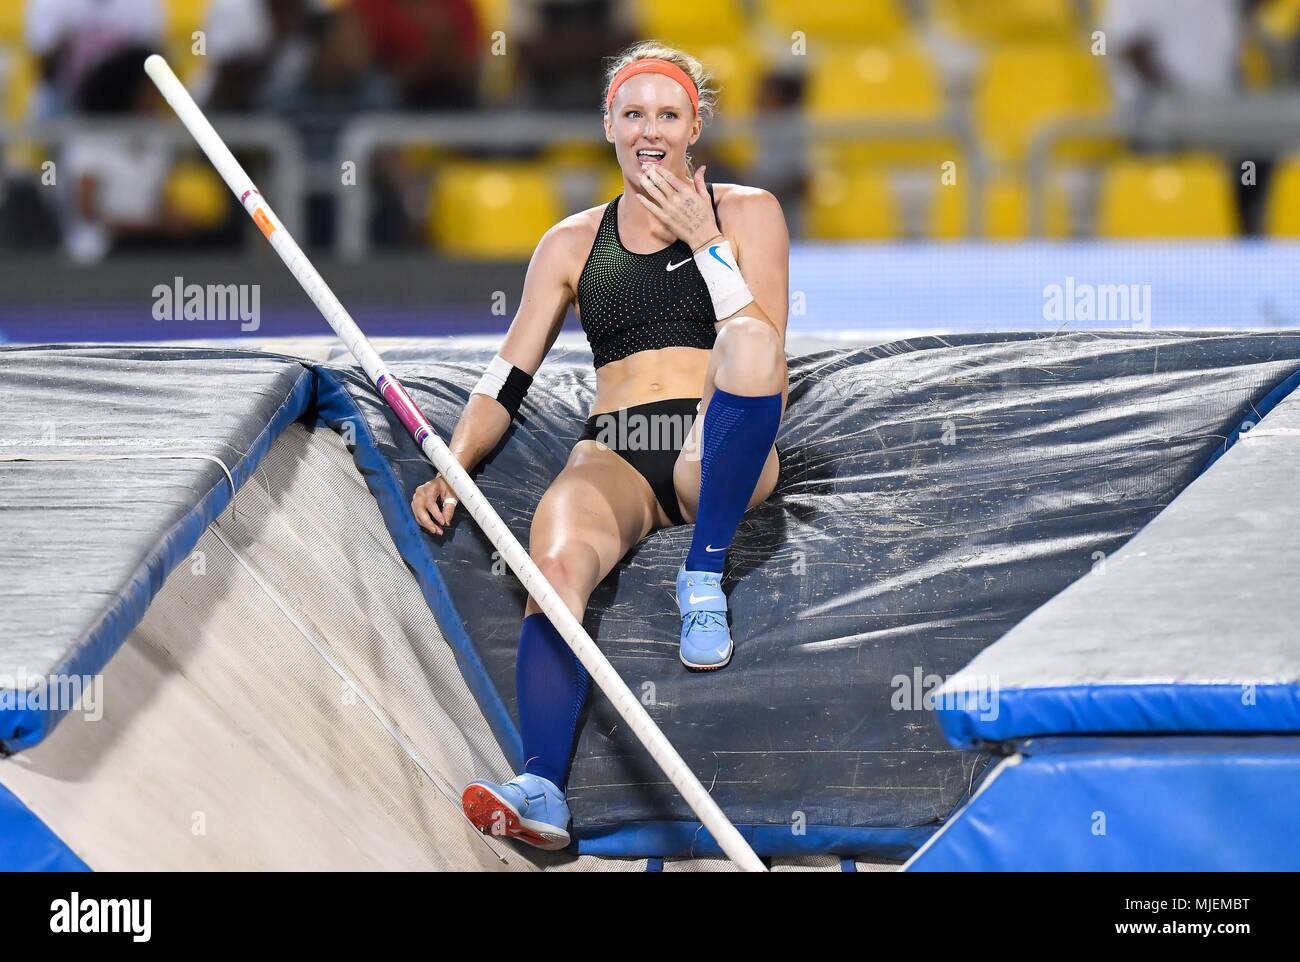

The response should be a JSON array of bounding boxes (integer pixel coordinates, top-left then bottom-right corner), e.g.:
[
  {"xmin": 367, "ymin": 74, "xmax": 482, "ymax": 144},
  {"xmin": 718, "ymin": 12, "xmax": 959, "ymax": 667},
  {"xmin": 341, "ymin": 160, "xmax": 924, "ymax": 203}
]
[{"xmin": 579, "ymin": 397, "xmax": 782, "ymax": 528}]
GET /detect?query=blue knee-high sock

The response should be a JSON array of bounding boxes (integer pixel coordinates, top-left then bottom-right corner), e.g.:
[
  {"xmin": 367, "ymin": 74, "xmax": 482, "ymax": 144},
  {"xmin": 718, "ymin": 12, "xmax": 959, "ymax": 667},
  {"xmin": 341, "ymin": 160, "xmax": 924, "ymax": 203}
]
[
  {"xmin": 516, "ymin": 612, "xmax": 590, "ymax": 791},
  {"xmin": 685, "ymin": 387, "xmax": 783, "ymax": 574}
]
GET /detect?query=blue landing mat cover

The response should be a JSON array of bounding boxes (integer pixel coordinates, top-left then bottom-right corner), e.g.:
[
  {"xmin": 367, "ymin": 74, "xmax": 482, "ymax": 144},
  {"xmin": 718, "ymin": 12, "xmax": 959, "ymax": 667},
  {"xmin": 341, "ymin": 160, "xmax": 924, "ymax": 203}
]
[
  {"xmin": 0, "ymin": 780, "xmax": 89, "ymax": 871},
  {"xmin": 906, "ymin": 736, "xmax": 1300, "ymax": 871}
]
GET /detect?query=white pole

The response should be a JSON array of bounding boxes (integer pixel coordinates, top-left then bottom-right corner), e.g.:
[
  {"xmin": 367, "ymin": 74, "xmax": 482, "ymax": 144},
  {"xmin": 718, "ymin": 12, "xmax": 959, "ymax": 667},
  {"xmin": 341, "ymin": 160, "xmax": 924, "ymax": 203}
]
[{"xmin": 144, "ymin": 55, "xmax": 765, "ymax": 872}]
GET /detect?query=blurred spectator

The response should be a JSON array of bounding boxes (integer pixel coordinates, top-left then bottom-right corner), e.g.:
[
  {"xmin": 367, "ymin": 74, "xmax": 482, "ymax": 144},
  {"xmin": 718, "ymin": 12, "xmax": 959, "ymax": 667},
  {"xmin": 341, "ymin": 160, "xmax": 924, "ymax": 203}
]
[
  {"xmin": 195, "ymin": 0, "xmax": 315, "ymax": 112},
  {"xmin": 267, "ymin": 6, "xmax": 398, "ymax": 245},
  {"xmin": 352, "ymin": 0, "xmax": 482, "ymax": 109},
  {"xmin": 59, "ymin": 45, "xmax": 206, "ymax": 262},
  {"xmin": 750, "ymin": 70, "xmax": 808, "ymax": 237},
  {"xmin": 1103, "ymin": 0, "xmax": 1249, "ymax": 114},
  {"xmin": 24, "ymin": 0, "xmax": 164, "ymax": 119},
  {"xmin": 511, "ymin": 0, "xmax": 635, "ymax": 111},
  {"xmin": 267, "ymin": 6, "xmax": 397, "ymax": 162},
  {"xmin": 1104, "ymin": 0, "xmax": 1274, "ymax": 233}
]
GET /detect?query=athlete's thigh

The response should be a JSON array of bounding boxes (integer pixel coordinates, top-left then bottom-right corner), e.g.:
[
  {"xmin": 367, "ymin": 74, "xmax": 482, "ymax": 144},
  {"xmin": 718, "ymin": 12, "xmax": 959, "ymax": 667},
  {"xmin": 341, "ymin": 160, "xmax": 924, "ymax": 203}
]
[
  {"xmin": 530, "ymin": 440, "xmax": 659, "ymax": 585},
  {"xmin": 672, "ymin": 388, "xmax": 788, "ymax": 525}
]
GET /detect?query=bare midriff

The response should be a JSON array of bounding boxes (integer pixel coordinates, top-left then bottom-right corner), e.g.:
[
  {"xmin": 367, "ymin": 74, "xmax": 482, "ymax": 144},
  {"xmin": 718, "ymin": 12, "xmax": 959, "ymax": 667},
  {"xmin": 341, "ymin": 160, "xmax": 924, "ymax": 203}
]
[{"xmin": 590, "ymin": 345, "xmax": 712, "ymax": 415}]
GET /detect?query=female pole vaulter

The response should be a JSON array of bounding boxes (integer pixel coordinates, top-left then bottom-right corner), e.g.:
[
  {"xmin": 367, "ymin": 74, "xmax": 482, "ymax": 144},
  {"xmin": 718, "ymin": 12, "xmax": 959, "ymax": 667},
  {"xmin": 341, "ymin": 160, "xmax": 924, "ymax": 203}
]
[{"xmin": 411, "ymin": 42, "xmax": 789, "ymax": 850}]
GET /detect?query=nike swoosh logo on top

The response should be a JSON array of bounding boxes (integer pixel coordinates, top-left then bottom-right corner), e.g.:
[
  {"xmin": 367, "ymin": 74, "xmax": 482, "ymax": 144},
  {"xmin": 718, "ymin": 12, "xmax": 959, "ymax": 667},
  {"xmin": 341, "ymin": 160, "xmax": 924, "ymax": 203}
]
[
  {"xmin": 708, "ymin": 245, "xmax": 734, "ymax": 271},
  {"xmin": 705, "ymin": 544, "xmax": 726, "ymax": 552},
  {"xmin": 666, "ymin": 258, "xmax": 691, "ymax": 271},
  {"xmin": 689, "ymin": 593, "xmax": 721, "ymax": 604}
]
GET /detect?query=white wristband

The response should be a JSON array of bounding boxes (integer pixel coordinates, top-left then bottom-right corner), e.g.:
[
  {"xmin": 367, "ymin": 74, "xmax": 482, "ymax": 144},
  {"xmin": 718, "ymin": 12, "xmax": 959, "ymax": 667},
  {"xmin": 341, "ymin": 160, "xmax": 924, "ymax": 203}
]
[
  {"xmin": 692, "ymin": 238, "xmax": 754, "ymax": 320},
  {"xmin": 471, "ymin": 354, "xmax": 511, "ymax": 398}
]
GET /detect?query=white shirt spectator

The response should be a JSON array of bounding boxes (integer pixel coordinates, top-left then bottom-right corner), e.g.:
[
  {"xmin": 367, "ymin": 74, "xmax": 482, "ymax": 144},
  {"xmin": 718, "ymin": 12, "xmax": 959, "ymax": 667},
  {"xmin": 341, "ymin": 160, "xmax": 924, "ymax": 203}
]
[
  {"xmin": 60, "ymin": 132, "xmax": 173, "ymax": 262},
  {"xmin": 1104, "ymin": 0, "xmax": 1243, "ymax": 111},
  {"xmin": 25, "ymin": 0, "xmax": 164, "ymax": 113},
  {"xmin": 203, "ymin": 0, "xmax": 273, "ymax": 61}
]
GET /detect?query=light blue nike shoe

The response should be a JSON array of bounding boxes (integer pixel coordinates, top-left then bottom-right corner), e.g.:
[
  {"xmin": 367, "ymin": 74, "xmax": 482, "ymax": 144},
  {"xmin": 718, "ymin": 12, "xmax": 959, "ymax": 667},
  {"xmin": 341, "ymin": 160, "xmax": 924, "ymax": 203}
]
[
  {"xmin": 461, "ymin": 772, "xmax": 571, "ymax": 851},
  {"xmin": 676, "ymin": 564, "xmax": 734, "ymax": 671}
]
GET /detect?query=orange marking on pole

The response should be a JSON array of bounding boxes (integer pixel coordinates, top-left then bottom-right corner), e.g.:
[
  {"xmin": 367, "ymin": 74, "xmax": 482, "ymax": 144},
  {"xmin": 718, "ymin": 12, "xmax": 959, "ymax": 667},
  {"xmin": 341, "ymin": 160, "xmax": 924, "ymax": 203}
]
[{"xmin": 252, "ymin": 207, "xmax": 276, "ymax": 238}]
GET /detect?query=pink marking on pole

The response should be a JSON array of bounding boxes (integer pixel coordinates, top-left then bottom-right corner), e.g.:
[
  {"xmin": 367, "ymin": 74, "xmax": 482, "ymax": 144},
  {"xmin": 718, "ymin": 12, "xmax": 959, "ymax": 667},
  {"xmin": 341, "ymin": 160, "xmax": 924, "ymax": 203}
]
[{"xmin": 377, "ymin": 375, "xmax": 432, "ymax": 440}]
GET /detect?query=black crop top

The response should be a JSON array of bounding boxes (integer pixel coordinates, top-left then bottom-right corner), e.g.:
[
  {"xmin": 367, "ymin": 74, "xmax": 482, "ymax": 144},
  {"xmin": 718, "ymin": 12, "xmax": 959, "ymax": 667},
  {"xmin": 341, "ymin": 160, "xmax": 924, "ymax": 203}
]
[{"xmin": 574, "ymin": 181, "xmax": 720, "ymax": 369}]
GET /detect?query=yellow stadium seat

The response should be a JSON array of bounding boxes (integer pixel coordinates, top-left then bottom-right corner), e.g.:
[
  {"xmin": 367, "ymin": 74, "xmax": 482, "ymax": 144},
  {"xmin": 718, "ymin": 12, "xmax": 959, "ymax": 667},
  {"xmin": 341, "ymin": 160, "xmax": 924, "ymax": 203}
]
[
  {"xmin": 165, "ymin": 0, "xmax": 211, "ymax": 81},
  {"xmin": 1258, "ymin": 0, "xmax": 1300, "ymax": 40},
  {"xmin": 808, "ymin": 44, "xmax": 942, "ymax": 120},
  {"xmin": 714, "ymin": 135, "xmax": 758, "ymax": 176},
  {"xmin": 163, "ymin": 159, "xmax": 230, "ymax": 228},
  {"xmin": 932, "ymin": 0, "xmax": 1079, "ymax": 42},
  {"xmin": 430, "ymin": 162, "xmax": 563, "ymax": 258},
  {"xmin": 543, "ymin": 141, "xmax": 607, "ymax": 169},
  {"xmin": 4, "ymin": 50, "xmax": 37, "ymax": 124},
  {"xmin": 596, "ymin": 164, "xmax": 628, "ymax": 204},
  {"xmin": 470, "ymin": 0, "xmax": 509, "ymax": 33},
  {"xmin": 0, "ymin": 4, "xmax": 24, "ymax": 45},
  {"xmin": 469, "ymin": 0, "xmax": 512, "ymax": 101},
  {"xmin": 1240, "ymin": 34, "xmax": 1272, "ymax": 92},
  {"xmin": 2, "ymin": 50, "xmax": 42, "ymax": 171},
  {"xmin": 166, "ymin": 0, "xmax": 210, "ymax": 47},
  {"xmin": 930, "ymin": 171, "xmax": 1070, "ymax": 239},
  {"xmin": 548, "ymin": 148, "xmax": 616, "ymax": 220},
  {"xmin": 973, "ymin": 43, "xmax": 1113, "ymax": 166},
  {"xmin": 806, "ymin": 43, "xmax": 954, "ymax": 165},
  {"xmin": 758, "ymin": 0, "xmax": 910, "ymax": 43},
  {"xmin": 699, "ymin": 45, "xmax": 766, "ymax": 118},
  {"xmin": 635, "ymin": 0, "xmax": 748, "ymax": 47},
  {"xmin": 697, "ymin": 45, "xmax": 767, "ymax": 170},
  {"xmin": 806, "ymin": 167, "xmax": 900, "ymax": 240},
  {"xmin": 1265, "ymin": 156, "xmax": 1300, "ymax": 238},
  {"xmin": 1097, "ymin": 155, "xmax": 1238, "ymax": 239}
]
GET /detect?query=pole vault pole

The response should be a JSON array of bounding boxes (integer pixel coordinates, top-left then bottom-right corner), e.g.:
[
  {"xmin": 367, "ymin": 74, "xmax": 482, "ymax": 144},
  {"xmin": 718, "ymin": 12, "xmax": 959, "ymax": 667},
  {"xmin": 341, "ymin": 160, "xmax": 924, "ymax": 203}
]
[{"xmin": 143, "ymin": 55, "xmax": 765, "ymax": 872}]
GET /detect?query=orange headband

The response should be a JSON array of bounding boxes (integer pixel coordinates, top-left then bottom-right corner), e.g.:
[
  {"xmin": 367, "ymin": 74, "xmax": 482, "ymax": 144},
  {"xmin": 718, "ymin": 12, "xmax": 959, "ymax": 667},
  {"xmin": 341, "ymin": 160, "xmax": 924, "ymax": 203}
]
[{"xmin": 605, "ymin": 58, "xmax": 699, "ymax": 116}]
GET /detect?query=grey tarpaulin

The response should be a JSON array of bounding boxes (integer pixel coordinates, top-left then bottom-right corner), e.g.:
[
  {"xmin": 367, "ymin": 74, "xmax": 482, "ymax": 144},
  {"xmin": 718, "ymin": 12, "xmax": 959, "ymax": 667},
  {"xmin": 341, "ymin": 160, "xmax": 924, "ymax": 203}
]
[
  {"xmin": 322, "ymin": 331, "xmax": 1300, "ymax": 852},
  {"xmin": 0, "ymin": 345, "xmax": 312, "ymax": 749}
]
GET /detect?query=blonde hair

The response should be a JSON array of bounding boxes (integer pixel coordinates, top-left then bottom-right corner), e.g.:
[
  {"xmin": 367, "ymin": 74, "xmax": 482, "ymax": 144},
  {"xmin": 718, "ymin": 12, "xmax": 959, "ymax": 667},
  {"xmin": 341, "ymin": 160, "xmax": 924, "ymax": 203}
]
[{"xmin": 601, "ymin": 41, "xmax": 719, "ymax": 128}]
